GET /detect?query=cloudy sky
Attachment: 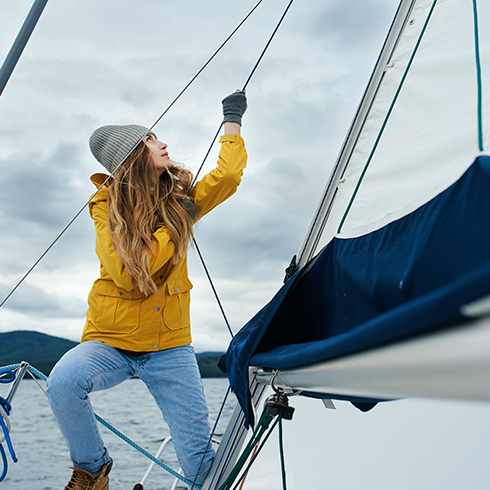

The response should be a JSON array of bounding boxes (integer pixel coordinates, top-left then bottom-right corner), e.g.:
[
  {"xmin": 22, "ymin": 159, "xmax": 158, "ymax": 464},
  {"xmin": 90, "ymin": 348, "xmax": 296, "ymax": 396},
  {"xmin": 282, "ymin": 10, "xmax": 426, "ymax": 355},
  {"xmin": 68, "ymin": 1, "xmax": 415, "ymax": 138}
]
[
  {"xmin": 0, "ymin": 0, "xmax": 398, "ymax": 352},
  {"xmin": 2, "ymin": 2, "xmax": 490, "ymax": 489}
]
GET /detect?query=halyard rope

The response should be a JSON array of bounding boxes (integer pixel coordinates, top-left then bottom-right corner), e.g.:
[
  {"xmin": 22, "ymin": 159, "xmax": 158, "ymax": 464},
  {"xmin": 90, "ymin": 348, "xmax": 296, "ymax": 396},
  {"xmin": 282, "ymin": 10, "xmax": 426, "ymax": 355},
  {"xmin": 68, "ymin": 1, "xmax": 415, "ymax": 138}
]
[
  {"xmin": 190, "ymin": 385, "xmax": 232, "ymax": 490},
  {"xmin": 191, "ymin": 0, "xmax": 295, "ymax": 187},
  {"xmin": 188, "ymin": 2, "xmax": 296, "ymax": 486},
  {"xmin": 189, "ymin": 0, "xmax": 295, "ymax": 339}
]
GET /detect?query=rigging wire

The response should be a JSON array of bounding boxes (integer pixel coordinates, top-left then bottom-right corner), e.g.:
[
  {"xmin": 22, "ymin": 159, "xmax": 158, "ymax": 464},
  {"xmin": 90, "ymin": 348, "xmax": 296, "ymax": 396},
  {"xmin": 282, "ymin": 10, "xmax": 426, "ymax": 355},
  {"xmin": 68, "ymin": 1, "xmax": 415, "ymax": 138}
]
[
  {"xmin": 147, "ymin": 0, "xmax": 264, "ymax": 135},
  {"xmin": 0, "ymin": 0, "xmax": 264, "ymax": 310},
  {"xmin": 0, "ymin": 1, "xmax": 296, "ymax": 484},
  {"xmin": 193, "ymin": 237, "xmax": 234, "ymax": 337},
  {"xmin": 242, "ymin": 0, "xmax": 294, "ymax": 92},
  {"xmin": 190, "ymin": 385, "xmax": 232, "ymax": 490},
  {"xmin": 191, "ymin": 0, "xmax": 295, "ymax": 186},
  {"xmin": 189, "ymin": 0, "xmax": 295, "ymax": 338}
]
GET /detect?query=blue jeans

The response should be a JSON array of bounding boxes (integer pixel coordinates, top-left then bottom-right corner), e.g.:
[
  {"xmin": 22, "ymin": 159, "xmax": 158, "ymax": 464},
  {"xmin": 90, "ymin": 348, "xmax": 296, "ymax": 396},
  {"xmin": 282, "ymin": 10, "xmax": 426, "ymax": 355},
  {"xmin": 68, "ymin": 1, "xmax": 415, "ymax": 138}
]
[{"xmin": 46, "ymin": 341, "xmax": 215, "ymax": 486}]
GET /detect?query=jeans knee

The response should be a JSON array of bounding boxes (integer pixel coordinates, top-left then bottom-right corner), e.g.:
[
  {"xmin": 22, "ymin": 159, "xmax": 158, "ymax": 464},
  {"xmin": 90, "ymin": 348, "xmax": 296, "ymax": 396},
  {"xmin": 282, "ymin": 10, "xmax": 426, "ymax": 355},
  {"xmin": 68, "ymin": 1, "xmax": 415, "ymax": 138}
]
[
  {"xmin": 47, "ymin": 364, "xmax": 86, "ymax": 407},
  {"xmin": 46, "ymin": 370, "xmax": 65, "ymax": 402}
]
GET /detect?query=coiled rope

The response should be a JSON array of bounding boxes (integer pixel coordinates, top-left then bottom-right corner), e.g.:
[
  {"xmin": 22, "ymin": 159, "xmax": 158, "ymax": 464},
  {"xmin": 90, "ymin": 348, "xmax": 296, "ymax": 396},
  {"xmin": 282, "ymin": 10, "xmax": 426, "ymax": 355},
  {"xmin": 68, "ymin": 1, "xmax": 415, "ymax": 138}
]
[
  {"xmin": 0, "ymin": 363, "xmax": 200, "ymax": 488},
  {"xmin": 0, "ymin": 369, "xmax": 18, "ymax": 483}
]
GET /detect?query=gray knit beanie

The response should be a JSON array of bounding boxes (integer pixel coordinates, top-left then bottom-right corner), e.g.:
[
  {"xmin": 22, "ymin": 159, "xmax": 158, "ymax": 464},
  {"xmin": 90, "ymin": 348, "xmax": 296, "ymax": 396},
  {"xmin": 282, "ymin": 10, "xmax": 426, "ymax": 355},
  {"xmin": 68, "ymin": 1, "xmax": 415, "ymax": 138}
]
[{"xmin": 89, "ymin": 124, "xmax": 150, "ymax": 174}]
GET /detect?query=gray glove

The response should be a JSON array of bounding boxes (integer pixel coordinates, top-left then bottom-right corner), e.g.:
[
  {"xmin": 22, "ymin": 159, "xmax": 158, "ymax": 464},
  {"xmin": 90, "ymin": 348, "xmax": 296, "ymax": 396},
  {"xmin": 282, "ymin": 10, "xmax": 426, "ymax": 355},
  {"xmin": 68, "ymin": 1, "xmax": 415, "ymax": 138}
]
[{"xmin": 222, "ymin": 91, "xmax": 247, "ymax": 126}]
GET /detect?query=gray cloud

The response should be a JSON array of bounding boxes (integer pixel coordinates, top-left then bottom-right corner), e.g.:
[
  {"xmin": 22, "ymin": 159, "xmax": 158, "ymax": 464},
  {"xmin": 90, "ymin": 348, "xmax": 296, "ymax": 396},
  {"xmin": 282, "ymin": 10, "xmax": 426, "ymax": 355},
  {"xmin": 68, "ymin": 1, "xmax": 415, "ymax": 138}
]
[
  {"xmin": 0, "ymin": 0, "xmax": 400, "ymax": 345},
  {"xmin": 0, "ymin": 280, "xmax": 86, "ymax": 319},
  {"xmin": 1, "ymin": 4, "xmax": 487, "ymax": 489}
]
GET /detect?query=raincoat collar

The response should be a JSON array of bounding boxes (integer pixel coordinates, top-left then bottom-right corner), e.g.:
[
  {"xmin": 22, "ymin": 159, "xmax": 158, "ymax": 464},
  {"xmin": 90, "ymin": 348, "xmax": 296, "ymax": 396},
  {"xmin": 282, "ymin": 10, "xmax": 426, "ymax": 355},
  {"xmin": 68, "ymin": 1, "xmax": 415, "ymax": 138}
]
[{"xmin": 90, "ymin": 173, "xmax": 113, "ymax": 190}]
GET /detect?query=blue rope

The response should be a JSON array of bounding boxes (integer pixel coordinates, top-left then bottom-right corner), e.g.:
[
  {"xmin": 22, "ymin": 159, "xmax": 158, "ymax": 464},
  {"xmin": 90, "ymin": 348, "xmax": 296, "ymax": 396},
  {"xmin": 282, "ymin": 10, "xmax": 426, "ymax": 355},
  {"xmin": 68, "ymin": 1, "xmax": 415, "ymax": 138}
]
[
  {"xmin": 94, "ymin": 414, "xmax": 200, "ymax": 488},
  {"xmin": 0, "ymin": 369, "xmax": 18, "ymax": 483},
  {"xmin": 0, "ymin": 371, "xmax": 15, "ymax": 384},
  {"xmin": 0, "ymin": 445, "xmax": 6, "ymax": 483},
  {"xmin": 0, "ymin": 364, "xmax": 200, "ymax": 488},
  {"xmin": 0, "ymin": 414, "xmax": 17, "ymax": 463}
]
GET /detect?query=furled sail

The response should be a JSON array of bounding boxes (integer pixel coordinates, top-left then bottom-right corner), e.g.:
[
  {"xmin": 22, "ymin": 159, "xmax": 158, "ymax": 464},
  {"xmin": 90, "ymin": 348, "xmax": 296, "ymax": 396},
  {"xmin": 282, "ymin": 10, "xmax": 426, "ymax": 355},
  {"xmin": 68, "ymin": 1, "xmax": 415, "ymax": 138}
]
[
  {"xmin": 219, "ymin": 0, "xmax": 490, "ymax": 427},
  {"xmin": 298, "ymin": 0, "xmax": 489, "ymax": 262}
]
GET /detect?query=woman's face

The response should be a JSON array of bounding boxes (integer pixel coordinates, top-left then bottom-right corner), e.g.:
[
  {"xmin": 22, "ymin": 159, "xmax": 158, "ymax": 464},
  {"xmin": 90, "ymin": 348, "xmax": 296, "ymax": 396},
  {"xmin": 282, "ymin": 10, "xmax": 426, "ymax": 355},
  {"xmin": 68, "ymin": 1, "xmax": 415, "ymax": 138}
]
[{"xmin": 144, "ymin": 133, "xmax": 171, "ymax": 176}]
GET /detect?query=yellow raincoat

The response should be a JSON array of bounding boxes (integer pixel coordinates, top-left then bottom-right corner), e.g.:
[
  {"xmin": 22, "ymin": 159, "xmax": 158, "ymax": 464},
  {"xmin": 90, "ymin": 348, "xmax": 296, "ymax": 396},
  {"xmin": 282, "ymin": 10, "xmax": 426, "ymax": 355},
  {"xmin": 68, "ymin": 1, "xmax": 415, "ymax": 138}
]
[{"xmin": 81, "ymin": 134, "xmax": 247, "ymax": 352}]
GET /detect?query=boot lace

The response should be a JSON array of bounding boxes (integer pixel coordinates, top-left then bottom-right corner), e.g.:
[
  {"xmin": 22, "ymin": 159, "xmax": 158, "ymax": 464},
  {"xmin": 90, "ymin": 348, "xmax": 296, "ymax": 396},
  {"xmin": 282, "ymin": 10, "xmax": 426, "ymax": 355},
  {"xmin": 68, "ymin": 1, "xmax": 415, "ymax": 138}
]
[{"xmin": 65, "ymin": 468, "xmax": 100, "ymax": 490}]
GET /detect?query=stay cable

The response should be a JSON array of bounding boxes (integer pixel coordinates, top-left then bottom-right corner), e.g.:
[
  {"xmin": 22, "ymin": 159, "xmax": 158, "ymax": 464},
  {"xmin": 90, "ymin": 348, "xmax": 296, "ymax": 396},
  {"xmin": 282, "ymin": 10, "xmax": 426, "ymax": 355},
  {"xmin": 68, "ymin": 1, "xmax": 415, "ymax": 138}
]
[{"xmin": 0, "ymin": 0, "xmax": 265, "ymax": 310}]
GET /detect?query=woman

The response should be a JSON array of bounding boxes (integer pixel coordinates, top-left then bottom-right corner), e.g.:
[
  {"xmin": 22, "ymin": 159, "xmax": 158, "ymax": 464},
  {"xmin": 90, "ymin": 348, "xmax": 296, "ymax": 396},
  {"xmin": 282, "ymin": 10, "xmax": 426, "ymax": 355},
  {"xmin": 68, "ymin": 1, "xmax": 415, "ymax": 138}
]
[{"xmin": 47, "ymin": 90, "xmax": 248, "ymax": 490}]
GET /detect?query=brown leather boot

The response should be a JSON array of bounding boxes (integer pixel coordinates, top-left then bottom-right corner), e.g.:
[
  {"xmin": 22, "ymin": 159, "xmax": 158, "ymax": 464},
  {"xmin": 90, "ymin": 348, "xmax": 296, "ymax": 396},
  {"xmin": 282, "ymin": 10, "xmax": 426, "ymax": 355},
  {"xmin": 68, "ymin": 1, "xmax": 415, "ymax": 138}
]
[{"xmin": 64, "ymin": 460, "xmax": 112, "ymax": 490}]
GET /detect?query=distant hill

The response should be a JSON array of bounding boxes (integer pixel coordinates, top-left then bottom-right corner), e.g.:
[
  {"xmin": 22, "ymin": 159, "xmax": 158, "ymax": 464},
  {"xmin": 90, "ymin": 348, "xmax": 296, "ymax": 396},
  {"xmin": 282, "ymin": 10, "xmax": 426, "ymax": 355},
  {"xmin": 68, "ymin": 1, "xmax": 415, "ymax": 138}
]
[
  {"xmin": 196, "ymin": 352, "xmax": 227, "ymax": 378},
  {"xmin": 0, "ymin": 331, "xmax": 225, "ymax": 377},
  {"xmin": 0, "ymin": 331, "xmax": 78, "ymax": 376}
]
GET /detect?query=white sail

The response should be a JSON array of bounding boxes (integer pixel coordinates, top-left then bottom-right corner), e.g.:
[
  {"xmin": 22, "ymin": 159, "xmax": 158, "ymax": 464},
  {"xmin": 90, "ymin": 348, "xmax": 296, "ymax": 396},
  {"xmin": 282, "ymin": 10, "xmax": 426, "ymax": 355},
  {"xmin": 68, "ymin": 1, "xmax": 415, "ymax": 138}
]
[
  {"xmin": 299, "ymin": 0, "xmax": 489, "ymax": 264},
  {"xmin": 208, "ymin": 1, "xmax": 490, "ymax": 489}
]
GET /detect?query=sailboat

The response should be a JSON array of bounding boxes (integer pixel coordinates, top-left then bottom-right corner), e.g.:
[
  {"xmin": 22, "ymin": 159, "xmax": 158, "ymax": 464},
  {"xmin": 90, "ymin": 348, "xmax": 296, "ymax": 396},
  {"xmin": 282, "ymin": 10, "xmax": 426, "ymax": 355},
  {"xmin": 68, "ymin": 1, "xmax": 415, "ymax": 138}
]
[
  {"xmin": 204, "ymin": 0, "xmax": 490, "ymax": 488},
  {"xmin": 1, "ymin": 0, "xmax": 490, "ymax": 488}
]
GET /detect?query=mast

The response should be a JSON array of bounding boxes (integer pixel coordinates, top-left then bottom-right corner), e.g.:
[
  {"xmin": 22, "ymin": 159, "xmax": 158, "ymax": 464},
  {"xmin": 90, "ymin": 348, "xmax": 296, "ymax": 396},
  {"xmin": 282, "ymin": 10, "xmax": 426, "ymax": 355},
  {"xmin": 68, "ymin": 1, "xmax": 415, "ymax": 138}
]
[
  {"xmin": 295, "ymin": 0, "xmax": 416, "ymax": 270},
  {"xmin": 0, "ymin": 0, "xmax": 49, "ymax": 98}
]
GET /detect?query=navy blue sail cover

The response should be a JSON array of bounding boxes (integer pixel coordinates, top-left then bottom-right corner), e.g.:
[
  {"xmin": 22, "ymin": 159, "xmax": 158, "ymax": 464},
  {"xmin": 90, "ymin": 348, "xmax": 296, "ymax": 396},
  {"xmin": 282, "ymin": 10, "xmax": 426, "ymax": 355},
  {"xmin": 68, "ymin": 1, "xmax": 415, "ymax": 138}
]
[{"xmin": 219, "ymin": 155, "xmax": 490, "ymax": 427}]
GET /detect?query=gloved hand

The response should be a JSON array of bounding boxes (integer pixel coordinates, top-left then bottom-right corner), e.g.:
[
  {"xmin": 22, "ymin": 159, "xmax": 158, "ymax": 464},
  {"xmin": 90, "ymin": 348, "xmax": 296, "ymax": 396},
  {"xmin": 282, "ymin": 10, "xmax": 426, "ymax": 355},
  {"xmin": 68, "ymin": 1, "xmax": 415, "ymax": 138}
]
[{"xmin": 222, "ymin": 91, "xmax": 247, "ymax": 126}]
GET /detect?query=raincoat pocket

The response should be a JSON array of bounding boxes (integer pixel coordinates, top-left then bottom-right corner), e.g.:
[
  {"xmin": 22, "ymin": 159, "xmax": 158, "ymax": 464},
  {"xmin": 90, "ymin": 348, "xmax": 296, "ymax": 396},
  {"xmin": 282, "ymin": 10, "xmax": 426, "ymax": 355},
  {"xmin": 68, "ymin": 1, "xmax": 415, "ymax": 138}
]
[
  {"xmin": 94, "ymin": 281, "xmax": 144, "ymax": 333},
  {"xmin": 164, "ymin": 277, "xmax": 193, "ymax": 330}
]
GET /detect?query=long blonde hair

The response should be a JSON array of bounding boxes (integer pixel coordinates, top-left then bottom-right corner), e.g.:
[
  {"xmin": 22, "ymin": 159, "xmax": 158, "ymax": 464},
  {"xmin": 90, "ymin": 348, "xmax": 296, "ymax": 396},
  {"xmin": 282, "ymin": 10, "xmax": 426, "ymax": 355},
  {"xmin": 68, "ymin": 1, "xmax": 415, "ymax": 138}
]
[{"xmin": 107, "ymin": 142, "xmax": 195, "ymax": 295}]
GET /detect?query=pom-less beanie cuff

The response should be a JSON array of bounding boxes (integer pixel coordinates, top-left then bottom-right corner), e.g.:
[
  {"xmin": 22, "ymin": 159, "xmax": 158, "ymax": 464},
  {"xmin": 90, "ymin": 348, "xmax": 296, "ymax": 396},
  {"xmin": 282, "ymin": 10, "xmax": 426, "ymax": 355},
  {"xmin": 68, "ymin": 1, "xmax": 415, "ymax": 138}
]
[{"xmin": 89, "ymin": 124, "xmax": 150, "ymax": 174}]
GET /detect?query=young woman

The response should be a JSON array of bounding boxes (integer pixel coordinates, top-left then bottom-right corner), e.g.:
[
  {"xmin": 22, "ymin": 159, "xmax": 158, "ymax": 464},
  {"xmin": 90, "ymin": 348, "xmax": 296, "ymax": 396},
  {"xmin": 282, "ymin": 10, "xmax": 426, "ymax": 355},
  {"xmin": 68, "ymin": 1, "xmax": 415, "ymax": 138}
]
[{"xmin": 47, "ymin": 90, "xmax": 247, "ymax": 490}]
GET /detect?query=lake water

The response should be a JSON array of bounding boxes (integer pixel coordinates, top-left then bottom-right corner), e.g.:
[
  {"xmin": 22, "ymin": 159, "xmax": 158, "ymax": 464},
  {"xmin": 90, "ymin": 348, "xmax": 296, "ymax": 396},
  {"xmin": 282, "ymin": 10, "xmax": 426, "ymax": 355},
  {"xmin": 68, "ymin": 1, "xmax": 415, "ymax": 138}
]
[
  {"xmin": 1, "ymin": 375, "xmax": 234, "ymax": 490},
  {"xmin": 3, "ymin": 369, "xmax": 490, "ymax": 490}
]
